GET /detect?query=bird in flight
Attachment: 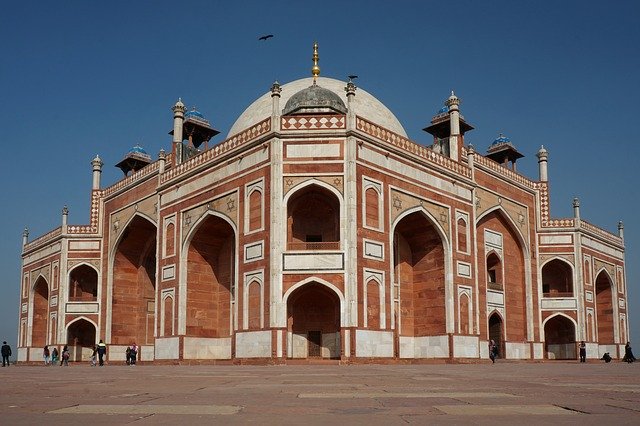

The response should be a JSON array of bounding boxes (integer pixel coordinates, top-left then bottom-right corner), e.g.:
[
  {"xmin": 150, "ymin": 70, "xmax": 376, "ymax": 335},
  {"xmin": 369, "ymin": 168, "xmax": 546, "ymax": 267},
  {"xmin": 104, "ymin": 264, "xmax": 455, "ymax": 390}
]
[
  {"xmin": 348, "ymin": 75, "xmax": 358, "ymax": 80},
  {"xmin": 258, "ymin": 34, "xmax": 274, "ymax": 41}
]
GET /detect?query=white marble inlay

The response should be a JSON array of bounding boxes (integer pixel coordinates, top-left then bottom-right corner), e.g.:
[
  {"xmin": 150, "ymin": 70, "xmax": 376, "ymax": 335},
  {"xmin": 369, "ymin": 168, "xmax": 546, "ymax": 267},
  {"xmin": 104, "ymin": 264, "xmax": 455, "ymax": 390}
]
[
  {"xmin": 283, "ymin": 252, "xmax": 344, "ymax": 271},
  {"xmin": 287, "ymin": 144, "xmax": 341, "ymax": 158}
]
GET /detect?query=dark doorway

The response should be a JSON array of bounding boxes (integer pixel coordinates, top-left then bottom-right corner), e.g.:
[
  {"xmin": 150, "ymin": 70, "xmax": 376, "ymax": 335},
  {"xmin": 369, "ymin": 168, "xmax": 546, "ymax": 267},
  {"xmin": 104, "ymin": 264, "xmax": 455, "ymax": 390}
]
[
  {"xmin": 489, "ymin": 313, "xmax": 504, "ymax": 358},
  {"xmin": 308, "ymin": 331, "xmax": 322, "ymax": 357}
]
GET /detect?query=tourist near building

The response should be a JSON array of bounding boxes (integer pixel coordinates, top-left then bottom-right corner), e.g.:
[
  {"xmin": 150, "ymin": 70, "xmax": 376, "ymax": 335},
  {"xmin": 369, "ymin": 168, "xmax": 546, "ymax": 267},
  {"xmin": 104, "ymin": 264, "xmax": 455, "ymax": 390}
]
[{"xmin": 18, "ymin": 44, "xmax": 628, "ymax": 363}]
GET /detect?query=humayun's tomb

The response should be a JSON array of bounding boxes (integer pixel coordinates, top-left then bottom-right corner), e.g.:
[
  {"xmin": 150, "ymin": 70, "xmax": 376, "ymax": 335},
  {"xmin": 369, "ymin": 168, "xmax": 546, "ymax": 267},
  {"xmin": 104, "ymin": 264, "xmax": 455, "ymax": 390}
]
[{"xmin": 18, "ymin": 44, "xmax": 628, "ymax": 363}]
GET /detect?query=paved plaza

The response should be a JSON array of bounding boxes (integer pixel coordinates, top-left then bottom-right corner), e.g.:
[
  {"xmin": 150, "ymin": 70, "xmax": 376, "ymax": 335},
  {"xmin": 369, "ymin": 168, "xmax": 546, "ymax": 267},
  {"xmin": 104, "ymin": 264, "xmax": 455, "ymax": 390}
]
[{"xmin": 0, "ymin": 361, "xmax": 639, "ymax": 425}]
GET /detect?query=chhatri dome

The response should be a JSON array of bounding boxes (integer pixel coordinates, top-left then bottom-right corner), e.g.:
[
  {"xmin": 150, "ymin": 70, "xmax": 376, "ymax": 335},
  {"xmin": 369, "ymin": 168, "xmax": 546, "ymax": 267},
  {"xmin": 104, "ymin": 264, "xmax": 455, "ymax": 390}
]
[{"xmin": 228, "ymin": 43, "xmax": 407, "ymax": 138}]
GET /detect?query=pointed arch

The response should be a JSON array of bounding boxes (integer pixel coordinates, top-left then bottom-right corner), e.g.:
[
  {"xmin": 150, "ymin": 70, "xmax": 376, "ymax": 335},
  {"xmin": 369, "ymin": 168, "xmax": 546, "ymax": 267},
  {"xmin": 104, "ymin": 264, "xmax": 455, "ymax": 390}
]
[
  {"xmin": 66, "ymin": 317, "xmax": 98, "ymax": 362},
  {"xmin": 477, "ymin": 206, "xmax": 532, "ymax": 342},
  {"xmin": 595, "ymin": 269, "xmax": 615, "ymax": 344},
  {"xmin": 542, "ymin": 313, "xmax": 577, "ymax": 360},
  {"xmin": 282, "ymin": 276, "xmax": 346, "ymax": 327},
  {"xmin": 285, "ymin": 277, "xmax": 343, "ymax": 359},
  {"xmin": 68, "ymin": 262, "xmax": 99, "ymax": 302},
  {"xmin": 541, "ymin": 257, "xmax": 574, "ymax": 297},
  {"xmin": 284, "ymin": 180, "xmax": 343, "ymax": 251},
  {"xmin": 180, "ymin": 210, "xmax": 238, "ymax": 338},
  {"xmin": 30, "ymin": 275, "xmax": 50, "ymax": 347},
  {"xmin": 390, "ymin": 206, "xmax": 453, "ymax": 335},
  {"xmin": 106, "ymin": 213, "xmax": 157, "ymax": 345}
]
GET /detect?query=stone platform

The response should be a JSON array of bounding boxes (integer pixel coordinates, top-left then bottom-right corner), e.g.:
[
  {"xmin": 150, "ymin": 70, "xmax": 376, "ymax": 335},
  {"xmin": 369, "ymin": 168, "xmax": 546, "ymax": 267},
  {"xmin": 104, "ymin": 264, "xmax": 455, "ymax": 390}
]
[{"xmin": 0, "ymin": 361, "xmax": 638, "ymax": 424}]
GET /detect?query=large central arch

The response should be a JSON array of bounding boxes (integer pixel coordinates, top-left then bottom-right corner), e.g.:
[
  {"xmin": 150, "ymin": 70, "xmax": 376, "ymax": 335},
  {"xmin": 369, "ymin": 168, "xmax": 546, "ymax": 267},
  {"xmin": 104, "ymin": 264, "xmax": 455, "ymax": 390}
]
[
  {"xmin": 477, "ymin": 208, "xmax": 529, "ymax": 345},
  {"xmin": 31, "ymin": 276, "xmax": 49, "ymax": 347},
  {"xmin": 391, "ymin": 207, "xmax": 452, "ymax": 358},
  {"xmin": 286, "ymin": 280, "xmax": 341, "ymax": 359},
  {"xmin": 110, "ymin": 215, "xmax": 157, "ymax": 346},
  {"xmin": 185, "ymin": 213, "xmax": 236, "ymax": 339},
  {"xmin": 595, "ymin": 270, "xmax": 615, "ymax": 345}
]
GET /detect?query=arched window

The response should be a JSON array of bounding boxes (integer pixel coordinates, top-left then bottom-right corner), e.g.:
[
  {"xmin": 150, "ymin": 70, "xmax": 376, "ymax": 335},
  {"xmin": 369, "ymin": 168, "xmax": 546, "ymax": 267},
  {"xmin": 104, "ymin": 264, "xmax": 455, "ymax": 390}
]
[
  {"xmin": 459, "ymin": 293, "xmax": 470, "ymax": 334},
  {"xmin": 584, "ymin": 259, "xmax": 591, "ymax": 285},
  {"xmin": 366, "ymin": 279, "xmax": 381, "ymax": 329},
  {"xmin": 457, "ymin": 218, "xmax": 468, "ymax": 253},
  {"xmin": 165, "ymin": 222, "xmax": 175, "ymax": 257},
  {"xmin": 365, "ymin": 187, "xmax": 380, "ymax": 229},
  {"xmin": 287, "ymin": 185, "xmax": 340, "ymax": 250},
  {"xmin": 486, "ymin": 252, "xmax": 502, "ymax": 290},
  {"xmin": 248, "ymin": 189, "xmax": 263, "ymax": 232}
]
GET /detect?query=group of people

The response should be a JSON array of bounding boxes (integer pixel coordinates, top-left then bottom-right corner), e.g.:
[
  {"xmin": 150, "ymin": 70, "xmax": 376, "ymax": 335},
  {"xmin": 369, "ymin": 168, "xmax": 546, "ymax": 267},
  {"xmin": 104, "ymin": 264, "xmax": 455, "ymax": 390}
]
[{"xmin": 125, "ymin": 343, "xmax": 138, "ymax": 365}]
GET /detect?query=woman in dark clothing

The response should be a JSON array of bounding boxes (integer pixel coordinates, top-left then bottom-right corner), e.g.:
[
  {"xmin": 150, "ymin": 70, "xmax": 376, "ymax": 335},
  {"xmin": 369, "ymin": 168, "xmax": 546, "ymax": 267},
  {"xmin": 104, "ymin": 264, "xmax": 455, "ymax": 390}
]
[{"xmin": 623, "ymin": 342, "xmax": 636, "ymax": 363}]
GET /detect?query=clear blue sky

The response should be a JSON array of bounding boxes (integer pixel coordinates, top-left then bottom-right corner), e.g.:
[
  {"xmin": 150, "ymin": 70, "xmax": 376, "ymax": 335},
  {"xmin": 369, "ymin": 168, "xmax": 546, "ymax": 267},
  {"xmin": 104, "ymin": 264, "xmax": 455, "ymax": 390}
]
[{"xmin": 1, "ymin": 0, "xmax": 638, "ymax": 349}]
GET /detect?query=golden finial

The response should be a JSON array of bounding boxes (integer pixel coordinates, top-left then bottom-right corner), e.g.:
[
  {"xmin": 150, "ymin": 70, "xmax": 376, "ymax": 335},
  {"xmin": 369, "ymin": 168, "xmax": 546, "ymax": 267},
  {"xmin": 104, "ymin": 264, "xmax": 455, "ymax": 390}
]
[{"xmin": 311, "ymin": 41, "xmax": 320, "ymax": 82}]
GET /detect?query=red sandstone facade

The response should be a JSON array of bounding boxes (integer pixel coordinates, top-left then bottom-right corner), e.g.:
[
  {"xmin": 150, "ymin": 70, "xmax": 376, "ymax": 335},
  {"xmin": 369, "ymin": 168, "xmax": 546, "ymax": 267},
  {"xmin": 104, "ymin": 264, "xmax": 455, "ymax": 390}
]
[{"xmin": 18, "ymin": 71, "xmax": 628, "ymax": 363}]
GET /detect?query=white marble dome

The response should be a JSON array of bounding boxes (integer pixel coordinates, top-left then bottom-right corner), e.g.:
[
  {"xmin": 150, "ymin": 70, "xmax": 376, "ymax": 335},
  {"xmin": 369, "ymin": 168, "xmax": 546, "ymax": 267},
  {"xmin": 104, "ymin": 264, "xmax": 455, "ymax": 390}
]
[{"xmin": 227, "ymin": 77, "xmax": 407, "ymax": 138}]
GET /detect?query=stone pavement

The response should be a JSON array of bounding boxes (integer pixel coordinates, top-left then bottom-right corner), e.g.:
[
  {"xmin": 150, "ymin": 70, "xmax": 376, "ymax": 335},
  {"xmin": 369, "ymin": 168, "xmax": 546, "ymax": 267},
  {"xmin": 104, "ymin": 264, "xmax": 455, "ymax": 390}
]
[{"xmin": 0, "ymin": 361, "xmax": 639, "ymax": 425}]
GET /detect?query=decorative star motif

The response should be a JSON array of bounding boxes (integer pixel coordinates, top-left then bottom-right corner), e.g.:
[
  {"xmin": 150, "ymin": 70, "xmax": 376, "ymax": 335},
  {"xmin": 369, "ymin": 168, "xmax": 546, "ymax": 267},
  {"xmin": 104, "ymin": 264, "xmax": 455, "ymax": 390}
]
[
  {"xmin": 475, "ymin": 197, "xmax": 481, "ymax": 209},
  {"xmin": 392, "ymin": 197, "xmax": 402, "ymax": 211},
  {"xmin": 285, "ymin": 178, "xmax": 293, "ymax": 187},
  {"xmin": 518, "ymin": 213, "xmax": 525, "ymax": 225},
  {"xmin": 439, "ymin": 212, "xmax": 448, "ymax": 224},
  {"xmin": 333, "ymin": 177, "xmax": 342, "ymax": 186},
  {"xmin": 113, "ymin": 219, "xmax": 119, "ymax": 231},
  {"xmin": 184, "ymin": 215, "xmax": 191, "ymax": 227},
  {"xmin": 227, "ymin": 197, "xmax": 235, "ymax": 212}
]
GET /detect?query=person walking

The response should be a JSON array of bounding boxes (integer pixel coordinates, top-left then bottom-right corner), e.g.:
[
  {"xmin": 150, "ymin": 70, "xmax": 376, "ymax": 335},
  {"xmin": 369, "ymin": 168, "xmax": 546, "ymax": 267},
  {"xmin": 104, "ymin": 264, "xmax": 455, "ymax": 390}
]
[
  {"xmin": 61, "ymin": 345, "xmax": 70, "ymax": 366},
  {"xmin": 97, "ymin": 340, "xmax": 107, "ymax": 366},
  {"xmin": 43, "ymin": 345, "xmax": 50, "ymax": 365},
  {"xmin": 579, "ymin": 341, "xmax": 587, "ymax": 363},
  {"xmin": 130, "ymin": 343, "xmax": 138, "ymax": 365},
  {"xmin": 51, "ymin": 347, "xmax": 59, "ymax": 365},
  {"xmin": 489, "ymin": 340, "xmax": 497, "ymax": 364},
  {"xmin": 623, "ymin": 342, "xmax": 636, "ymax": 363},
  {"xmin": 1, "ymin": 341, "xmax": 11, "ymax": 366},
  {"xmin": 90, "ymin": 345, "xmax": 97, "ymax": 367}
]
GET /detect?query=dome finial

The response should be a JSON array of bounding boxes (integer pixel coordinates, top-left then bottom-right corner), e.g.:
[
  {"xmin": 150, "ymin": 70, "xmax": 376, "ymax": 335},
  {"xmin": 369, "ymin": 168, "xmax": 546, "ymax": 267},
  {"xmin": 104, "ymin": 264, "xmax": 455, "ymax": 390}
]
[{"xmin": 311, "ymin": 41, "xmax": 320, "ymax": 82}]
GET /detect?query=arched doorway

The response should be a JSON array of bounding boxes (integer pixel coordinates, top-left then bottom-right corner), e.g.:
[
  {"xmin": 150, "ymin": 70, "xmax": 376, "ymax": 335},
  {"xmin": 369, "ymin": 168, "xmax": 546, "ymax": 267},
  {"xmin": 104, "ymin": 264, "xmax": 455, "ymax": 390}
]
[
  {"xmin": 69, "ymin": 264, "xmax": 98, "ymax": 301},
  {"xmin": 393, "ymin": 211, "xmax": 445, "ymax": 345},
  {"xmin": 186, "ymin": 214, "xmax": 235, "ymax": 339},
  {"xmin": 488, "ymin": 312, "xmax": 504, "ymax": 358},
  {"xmin": 542, "ymin": 259, "xmax": 573, "ymax": 297},
  {"xmin": 595, "ymin": 271, "xmax": 614, "ymax": 344},
  {"xmin": 287, "ymin": 282, "xmax": 341, "ymax": 359},
  {"xmin": 32, "ymin": 277, "xmax": 49, "ymax": 347},
  {"xmin": 67, "ymin": 319, "xmax": 96, "ymax": 362},
  {"xmin": 544, "ymin": 315, "xmax": 576, "ymax": 359},
  {"xmin": 112, "ymin": 215, "xmax": 157, "ymax": 345}
]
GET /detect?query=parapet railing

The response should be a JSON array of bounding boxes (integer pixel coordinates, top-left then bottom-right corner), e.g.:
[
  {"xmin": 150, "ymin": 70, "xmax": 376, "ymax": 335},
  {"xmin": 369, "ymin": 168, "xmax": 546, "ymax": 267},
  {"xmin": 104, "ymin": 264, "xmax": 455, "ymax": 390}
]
[
  {"xmin": 579, "ymin": 220, "xmax": 623, "ymax": 246},
  {"xmin": 465, "ymin": 146, "xmax": 537, "ymax": 190},
  {"xmin": 23, "ymin": 227, "xmax": 62, "ymax": 252},
  {"xmin": 287, "ymin": 241, "xmax": 341, "ymax": 251},
  {"xmin": 160, "ymin": 118, "xmax": 271, "ymax": 184},
  {"xmin": 102, "ymin": 160, "xmax": 160, "ymax": 198},
  {"xmin": 356, "ymin": 117, "xmax": 472, "ymax": 179}
]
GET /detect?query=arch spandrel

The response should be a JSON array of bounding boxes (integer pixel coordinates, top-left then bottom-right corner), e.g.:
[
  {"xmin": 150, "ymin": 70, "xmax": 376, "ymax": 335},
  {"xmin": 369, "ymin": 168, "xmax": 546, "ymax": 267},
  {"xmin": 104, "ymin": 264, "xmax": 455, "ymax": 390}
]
[
  {"xmin": 67, "ymin": 259, "xmax": 101, "ymax": 271},
  {"xmin": 475, "ymin": 188, "xmax": 529, "ymax": 242},
  {"xmin": 30, "ymin": 265, "xmax": 51, "ymax": 288},
  {"xmin": 390, "ymin": 189, "xmax": 450, "ymax": 239},
  {"xmin": 284, "ymin": 176, "xmax": 344, "ymax": 196},
  {"xmin": 539, "ymin": 254, "xmax": 574, "ymax": 266},
  {"xmin": 109, "ymin": 196, "xmax": 158, "ymax": 253},
  {"xmin": 181, "ymin": 191, "xmax": 239, "ymax": 244},
  {"xmin": 593, "ymin": 259, "xmax": 616, "ymax": 283}
]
